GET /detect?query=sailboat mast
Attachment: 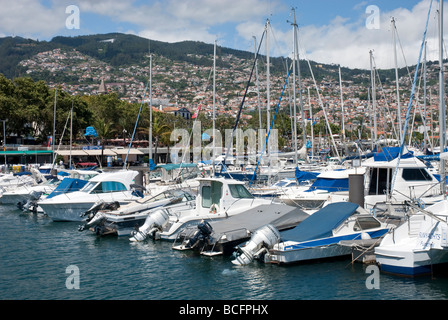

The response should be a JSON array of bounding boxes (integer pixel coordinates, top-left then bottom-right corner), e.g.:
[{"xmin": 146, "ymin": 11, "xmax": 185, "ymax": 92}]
[
  {"xmin": 149, "ymin": 43, "xmax": 153, "ymax": 162},
  {"xmin": 292, "ymin": 8, "xmax": 306, "ymax": 164},
  {"xmin": 253, "ymin": 36, "xmax": 262, "ymax": 130},
  {"xmin": 423, "ymin": 41, "xmax": 429, "ymax": 152},
  {"xmin": 392, "ymin": 17, "xmax": 402, "ymax": 141},
  {"xmin": 212, "ymin": 39, "xmax": 216, "ymax": 169},
  {"xmin": 369, "ymin": 50, "xmax": 378, "ymax": 143},
  {"xmin": 307, "ymin": 87, "xmax": 314, "ymax": 158},
  {"xmin": 52, "ymin": 88, "xmax": 57, "ymax": 168},
  {"xmin": 439, "ymin": 0, "xmax": 446, "ymax": 196},
  {"xmin": 339, "ymin": 66, "xmax": 347, "ymax": 153},
  {"xmin": 69, "ymin": 99, "xmax": 73, "ymax": 168},
  {"xmin": 266, "ymin": 19, "xmax": 271, "ymax": 158},
  {"xmin": 291, "ymin": 10, "xmax": 298, "ymax": 166}
]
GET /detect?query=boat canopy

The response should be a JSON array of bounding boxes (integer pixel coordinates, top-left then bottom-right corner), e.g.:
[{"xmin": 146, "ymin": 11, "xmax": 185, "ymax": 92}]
[
  {"xmin": 373, "ymin": 147, "xmax": 413, "ymax": 161},
  {"xmin": 46, "ymin": 178, "xmax": 89, "ymax": 199},
  {"xmin": 280, "ymin": 202, "xmax": 359, "ymax": 242},
  {"xmin": 306, "ymin": 177, "xmax": 349, "ymax": 192},
  {"xmin": 295, "ymin": 168, "xmax": 319, "ymax": 182}
]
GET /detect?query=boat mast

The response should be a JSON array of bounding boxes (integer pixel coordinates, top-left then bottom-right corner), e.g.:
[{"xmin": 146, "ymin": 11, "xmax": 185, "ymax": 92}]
[
  {"xmin": 439, "ymin": 0, "xmax": 446, "ymax": 196},
  {"xmin": 212, "ymin": 39, "xmax": 216, "ymax": 170},
  {"xmin": 52, "ymin": 88, "xmax": 57, "ymax": 169},
  {"xmin": 253, "ymin": 36, "xmax": 262, "ymax": 130},
  {"xmin": 392, "ymin": 17, "xmax": 402, "ymax": 141},
  {"xmin": 266, "ymin": 19, "xmax": 271, "ymax": 159},
  {"xmin": 69, "ymin": 99, "xmax": 73, "ymax": 168},
  {"xmin": 291, "ymin": 9, "xmax": 298, "ymax": 166},
  {"xmin": 149, "ymin": 42, "xmax": 153, "ymax": 162},
  {"xmin": 307, "ymin": 87, "xmax": 314, "ymax": 159},
  {"xmin": 369, "ymin": 50, "xmax": 378, "ymax": 144},
  {"xmin": 423, "ymin": 41, "xmax": 430, "ymax": 152},
  {"xmin": 292, "ymin": 8, "xmax": 306, "ymax": 164},
  {"xmin": 339, "ymin": 66, "xmax": 348, "ymax": 156}
]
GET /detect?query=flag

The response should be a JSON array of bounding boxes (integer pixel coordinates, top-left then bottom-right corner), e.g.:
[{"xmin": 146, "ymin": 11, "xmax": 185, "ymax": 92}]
[{"xmin": 192, "ymin": 104, "xmax": 202, "ymax": 119}]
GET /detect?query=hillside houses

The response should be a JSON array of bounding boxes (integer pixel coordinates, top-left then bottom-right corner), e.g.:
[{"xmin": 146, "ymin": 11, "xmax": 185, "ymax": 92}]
[{"xmin": 17, "ymin": 46, "xmax": 443, "ymax": 142}]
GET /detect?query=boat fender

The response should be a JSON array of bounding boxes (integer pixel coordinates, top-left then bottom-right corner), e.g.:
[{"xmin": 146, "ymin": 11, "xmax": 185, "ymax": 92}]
[
  {"xmin": 361, "ymin": 232, "xmax": 371, "ymax": 240},
  {"xmin": 210, "ymin": 204, "xmax": 219, "ymax": 214}
]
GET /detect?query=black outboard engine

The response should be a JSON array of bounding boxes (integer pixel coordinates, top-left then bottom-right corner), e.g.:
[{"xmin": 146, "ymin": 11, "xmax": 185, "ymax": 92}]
[
  {"xmin": 186, "ymin": 220, "xmax": 213, "ymax": 249},
  {"xmin": 17, "ymin": 191, "xmax": 43, "ymax": 214},
  {"xmin": 78, "ymin": 201, "xmax": 120, "ymax": 232}
]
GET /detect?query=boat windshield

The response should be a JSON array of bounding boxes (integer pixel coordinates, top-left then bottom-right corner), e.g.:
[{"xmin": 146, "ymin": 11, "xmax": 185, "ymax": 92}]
[
  {"xmin": 353, "ymin": 216, "xmax": 381, "ymax": 231},
  {"xmin": 228, "ymin": 184, "xmax": 254, "ymax": 199},
  {"xmin": 81, "ymin": 181, "xmax": 98, "ymax": 193},
  {"xmin": 82, "ymin": 181, "xmax": 127, "ymax": 194},
  {"xmin": 202, "ymin": 181, "xmax": 222, "ymax": 208}
]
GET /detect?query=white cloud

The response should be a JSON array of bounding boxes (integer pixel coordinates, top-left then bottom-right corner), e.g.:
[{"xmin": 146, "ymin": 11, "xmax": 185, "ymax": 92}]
[
  {"xmin": 0, "ymin": 0, "xmax": 65, "ymax": 38},
  {"xmin": 296, "ymin": 0, "xmax": 445, "ymax": 69}
]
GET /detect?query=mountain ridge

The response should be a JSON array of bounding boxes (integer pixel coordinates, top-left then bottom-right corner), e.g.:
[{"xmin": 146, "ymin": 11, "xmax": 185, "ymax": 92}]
[{"xmin": 0, "ymin": 32, "xmax": 372, "ymax": 81}]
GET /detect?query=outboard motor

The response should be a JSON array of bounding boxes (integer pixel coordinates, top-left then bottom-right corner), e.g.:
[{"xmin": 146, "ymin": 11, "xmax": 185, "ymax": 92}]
[
  {"xmin": 17, "ymin": 190, "xmax": 43, "ymax": 213},
  {"xmin": 185, "ymin": 220, "xmax": 214, "ymax": 249},
  {"xmin": 80, "ymin": 200, "xmax": 105, "ymax": 220},
  {"xmin": 232, "ymin": 224, "xmax": 281, "ymax": 266},
  {"xmin": 78, "ymin": 212, "xmax": 107, "ymax": 232},
  {"xmin": 78, "ymin": 200, "xmax": 120, "ymax": 232},
  {"xmin": 129, "ymin": 209, "xmax": 170, "ymax": 242}
]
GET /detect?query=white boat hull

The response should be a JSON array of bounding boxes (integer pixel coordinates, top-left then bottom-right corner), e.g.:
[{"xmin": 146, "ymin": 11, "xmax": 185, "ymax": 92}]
[
  {"xmin": 375, "ymin": 246, "xmax": 448, "ymax": 276},
  {"xmin": 266, "ymin": 229, "xmax": 389, "ymax": 264},
  {"xmin": 374, "ymin": 201, "xmax": 448, "ymax": 276},
  {"xmin": 40, "ymin": 196, "xmax": 136, "ymax": 222}
]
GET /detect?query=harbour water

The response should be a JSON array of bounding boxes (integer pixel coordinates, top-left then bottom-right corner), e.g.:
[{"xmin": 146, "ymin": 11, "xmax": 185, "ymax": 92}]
[{"xmin": 1, "ymin": 203, "xmax": 448, "ymax": 303}]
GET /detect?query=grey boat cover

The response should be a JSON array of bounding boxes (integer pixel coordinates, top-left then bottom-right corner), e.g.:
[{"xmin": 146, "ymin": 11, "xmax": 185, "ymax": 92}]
[{"xmin": 280, "ymin": 202, "xmax": 359, "ymax": 242}]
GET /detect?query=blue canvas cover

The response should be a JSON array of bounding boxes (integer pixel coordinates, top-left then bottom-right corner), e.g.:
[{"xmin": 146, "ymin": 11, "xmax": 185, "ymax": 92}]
[
  {"xmin": 306, "ymin": 177, "xmax": 349, "ymax": 192},
  {"xmin": 280, "ymin": 202, "xmax": 359, "ymax": 242},
  {"xmin": 46, "ymin": 178, "xmax": 89, "ymax": 199},
  {"xmin": 295, "ymin": 168, "xmax": 319, "ymax": 182},
  {"xmin": 373, "ymin": 147, "xmax": 414, "ymax": 161}
]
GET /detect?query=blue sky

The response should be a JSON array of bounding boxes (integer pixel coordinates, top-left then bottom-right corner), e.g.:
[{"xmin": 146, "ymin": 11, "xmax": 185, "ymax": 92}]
[{"xmin": 0, "ymin": 0, "xmax": 445, "ymax": 69}]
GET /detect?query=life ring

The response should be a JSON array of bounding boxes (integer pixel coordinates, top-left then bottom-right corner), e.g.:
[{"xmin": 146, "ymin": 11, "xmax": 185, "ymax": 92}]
[{"xmin": 210, "ymin": 203, "xmax": 219, "ymax": 214}]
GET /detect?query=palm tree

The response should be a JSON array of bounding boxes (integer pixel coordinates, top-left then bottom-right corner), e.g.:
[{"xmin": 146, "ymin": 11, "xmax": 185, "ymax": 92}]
[
  {"xmin": 94, "ymin": 118, "xmax": 113, "ymax": 168},
  {"xmin": 150, "ymin": 115, "xmax": 171, "ymax": 164}
]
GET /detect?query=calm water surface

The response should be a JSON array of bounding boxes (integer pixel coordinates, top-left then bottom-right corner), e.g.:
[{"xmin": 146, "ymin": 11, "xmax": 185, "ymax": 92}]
[{"xmin": 1, "ymin": 204, "xmax": 448, "ymax": 301}]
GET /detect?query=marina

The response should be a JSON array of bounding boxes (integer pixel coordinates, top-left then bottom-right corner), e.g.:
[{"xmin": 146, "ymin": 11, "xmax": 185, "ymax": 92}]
[{"xmin": 2, "ymin": 0, "xmax": 448, "ymax": 305}]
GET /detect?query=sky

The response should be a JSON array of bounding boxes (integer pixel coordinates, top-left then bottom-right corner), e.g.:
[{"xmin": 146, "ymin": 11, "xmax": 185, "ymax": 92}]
[{"xmin": 0, "ymin": 0, "xmax": 446, "ymax": 69}]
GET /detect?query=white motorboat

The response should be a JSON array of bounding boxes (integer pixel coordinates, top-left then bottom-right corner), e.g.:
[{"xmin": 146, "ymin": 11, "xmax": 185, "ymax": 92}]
[
  {"xmin": 0, "ymin": 171, "xmax": 40, "ymax": 199},
  {"xmin": 16, "ymin": 169, "xmax": 101, "ymax": 214},
  {"xmin": 278, "ymin": 168, "xmax": 357, "ymax": 211},
  {"xmin": 280, "ymin": 147, "xmax": 443, "ymax": 214},
  {"xmin": 374, "ymin": 200, "xmax": 448, "ymax": 276},
  {"xmin": 1, "ymin": 176, "xmax": 60, "ymax": 205},
  {"xmin": 250, "ymin": 178, "xmax": 301, "ymax": 198},
  {"xmin": 130, "ymin": 177, "xmax": 308, "ymax": 248},
  {"xmin": 232, "ymin": 202, "xmax": 392, "ymax": 265},
  {"xmin": 362, "ymin": 148, "xmax": 443, "ymax": 210},
  {"xmin": 78, "ymin": 189, "xmax": 196, "ymax": 236},
  {"xmin": 39, "ymin": 170, "xmax": 141, "ymax": 222}
]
